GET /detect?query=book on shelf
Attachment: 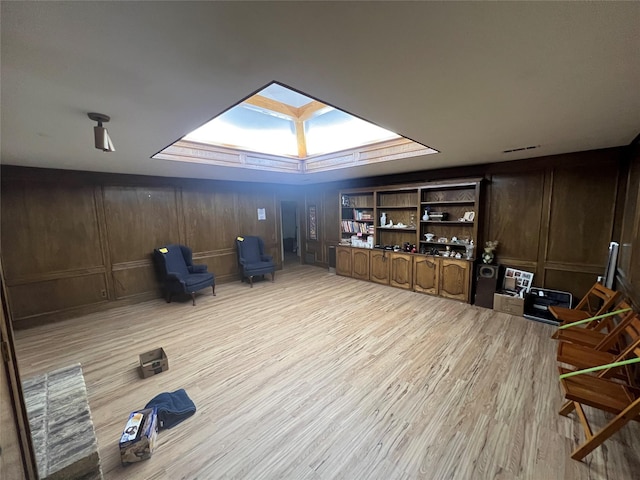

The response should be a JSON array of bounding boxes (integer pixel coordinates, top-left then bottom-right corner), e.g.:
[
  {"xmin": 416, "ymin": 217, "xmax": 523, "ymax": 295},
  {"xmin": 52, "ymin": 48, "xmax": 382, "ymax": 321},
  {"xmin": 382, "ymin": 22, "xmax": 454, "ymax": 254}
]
[
  {"xmin": 353, "ymin": 209, "xmax": 373, "ymax": 221},
  {"xmin": 341, "ymin": 220, "xmax": 372, "ymax": 234}
]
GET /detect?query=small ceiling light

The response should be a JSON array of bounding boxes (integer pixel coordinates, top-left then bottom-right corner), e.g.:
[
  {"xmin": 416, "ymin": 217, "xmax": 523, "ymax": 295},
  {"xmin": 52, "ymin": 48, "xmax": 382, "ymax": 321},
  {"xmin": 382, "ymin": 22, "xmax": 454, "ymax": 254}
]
[{"xmin": 88, "ymin": 112, "xmax": 115, "ymax": 152}]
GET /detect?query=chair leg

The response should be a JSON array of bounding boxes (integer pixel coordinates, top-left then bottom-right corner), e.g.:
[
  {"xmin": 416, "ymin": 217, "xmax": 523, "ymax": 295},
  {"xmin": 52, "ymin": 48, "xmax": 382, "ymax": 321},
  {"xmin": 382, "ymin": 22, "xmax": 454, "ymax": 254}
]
[
  {"xmin": 571, "ymin": 401, "xmax": 640, "ymax": 460},
  {"xmin": 166, "ymin": 292, "xmax": 172, "ymax": 303},
  {"xmin": 271, "ymin": 271, "xmax": 275, "ymax": 282},
  {"xmin": 212, "ymin": 284, "xmax": 216, "ymax": 296},
  {"xmin": 249, "ymin": 276, "xmax": 253, "ymax": 288},
  {"xmin": 559, "ymin": 400, "xmax": 575, "ymax": 417},
  {"xmin": 191, "ymin": 292, "xmax": 196, "ymax": 306}
]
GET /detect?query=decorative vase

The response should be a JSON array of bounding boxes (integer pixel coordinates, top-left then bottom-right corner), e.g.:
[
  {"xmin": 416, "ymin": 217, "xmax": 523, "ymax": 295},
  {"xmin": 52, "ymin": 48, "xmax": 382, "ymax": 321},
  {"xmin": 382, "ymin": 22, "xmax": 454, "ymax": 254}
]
[
  {"xmin": 380, "ymin": 212, "xmax": 387, "ymax": 227},
  {"xmin": 422, "ymin": 209, "xmax": 429, "ymax": 221},
  {"xmin": 482, "ymin": 248, "xmax": 495, "ymax": 264}
]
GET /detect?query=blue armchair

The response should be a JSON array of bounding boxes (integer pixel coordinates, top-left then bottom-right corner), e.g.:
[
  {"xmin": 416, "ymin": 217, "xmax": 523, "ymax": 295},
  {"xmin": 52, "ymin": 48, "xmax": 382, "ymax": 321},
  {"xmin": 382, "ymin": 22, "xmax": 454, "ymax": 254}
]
[
  {"xmin": 153, "ymin": 244, "xmax": 215, "ymax": 305},
  {"xmin": 236, "ymin": 236, "xmax": 275, "ymax": 287}
]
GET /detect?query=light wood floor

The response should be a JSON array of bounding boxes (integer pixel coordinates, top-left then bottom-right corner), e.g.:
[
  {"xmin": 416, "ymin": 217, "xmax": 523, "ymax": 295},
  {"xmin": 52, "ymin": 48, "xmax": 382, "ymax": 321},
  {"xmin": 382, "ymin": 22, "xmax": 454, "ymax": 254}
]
[{"xmin": 14, "ymin": 265, "xmax": 640, "ymax": 479}]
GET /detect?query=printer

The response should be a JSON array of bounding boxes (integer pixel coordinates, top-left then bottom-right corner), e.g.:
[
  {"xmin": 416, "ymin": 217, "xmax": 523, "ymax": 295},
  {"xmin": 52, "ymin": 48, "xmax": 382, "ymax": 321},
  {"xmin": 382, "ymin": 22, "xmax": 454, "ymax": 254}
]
[{"xmin": 524, "ymin": 287, "xmax": 572, "ymax": 325}]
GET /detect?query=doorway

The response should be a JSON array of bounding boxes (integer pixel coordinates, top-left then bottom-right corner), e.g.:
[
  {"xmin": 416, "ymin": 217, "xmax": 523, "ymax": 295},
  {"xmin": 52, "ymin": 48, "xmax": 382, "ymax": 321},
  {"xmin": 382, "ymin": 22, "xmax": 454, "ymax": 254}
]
[{"xmin": 280, "ymin": 201, "xmax": 300, "ymax": 267}]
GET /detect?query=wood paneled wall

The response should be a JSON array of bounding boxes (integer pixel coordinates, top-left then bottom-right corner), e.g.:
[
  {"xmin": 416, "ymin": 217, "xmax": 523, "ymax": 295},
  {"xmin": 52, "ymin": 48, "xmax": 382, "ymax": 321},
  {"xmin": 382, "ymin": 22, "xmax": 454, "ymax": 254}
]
[
  {"xmin": 1, "ymin": 168, "xmax": 287, "ymax": 328},
  {"xmin": 2, "ymin": 145, "xmax": 638, "ymax": 327},
  {"xmin": 484, "ymin": 152, "xmax": 622, "ymax": 299}
]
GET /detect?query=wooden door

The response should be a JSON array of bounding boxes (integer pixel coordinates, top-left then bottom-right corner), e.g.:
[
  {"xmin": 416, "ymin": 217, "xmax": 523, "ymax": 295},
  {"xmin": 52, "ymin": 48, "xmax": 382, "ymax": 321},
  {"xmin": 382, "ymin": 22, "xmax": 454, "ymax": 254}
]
[
  {"xmin": 390, "ymin": 252, "xmax": 413, "ymax": 289},
  {"xmin": 351, "ymin": 249, "xmax": 370, "ymax": 281},
  {"xmin": 336, "ymin": 246, "xmax": 352, "ymax": 277},
  {"xmin": 370, "ymin": 250, "xmax": 390, "ymax": 285},
  {"xmin": 413, "ymin": 255, "xmax": 439, "ymax": 295},
  {"xmin": 439, "ymin": 258, "xmax": 471, "ymax": 302}
]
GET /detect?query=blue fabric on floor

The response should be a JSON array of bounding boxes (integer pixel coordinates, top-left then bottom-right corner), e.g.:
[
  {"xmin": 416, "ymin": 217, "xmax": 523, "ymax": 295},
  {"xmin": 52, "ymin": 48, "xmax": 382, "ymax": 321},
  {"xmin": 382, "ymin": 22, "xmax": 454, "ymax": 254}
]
[{"xmin": 145, "ymin": 389, "xmax": 196, "ymax": 430}]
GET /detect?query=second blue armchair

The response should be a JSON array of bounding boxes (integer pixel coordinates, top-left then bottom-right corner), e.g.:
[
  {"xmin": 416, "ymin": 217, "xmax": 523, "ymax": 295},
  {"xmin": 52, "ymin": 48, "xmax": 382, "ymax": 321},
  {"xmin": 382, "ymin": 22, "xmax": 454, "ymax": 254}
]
[{"xmin": 236, "ymin": 236, "xmax": 276, "ymax": 287}]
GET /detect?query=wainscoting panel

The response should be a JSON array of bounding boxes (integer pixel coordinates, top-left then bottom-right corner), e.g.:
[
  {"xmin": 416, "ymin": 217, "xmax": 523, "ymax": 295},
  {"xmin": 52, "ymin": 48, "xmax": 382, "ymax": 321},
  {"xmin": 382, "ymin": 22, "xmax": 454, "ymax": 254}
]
[
  {"xmin": 546, "ymin": 164, "xmax": 618, "ymax": 266},
  {"xmin": 193, "ymin": 250, "xmax": 239, "ymax": 282},
  {"xmin": 181, "ymin": 189, "xmax": 240, "ymax": 253},
  {"xmin": 111, "ymin": 262, "xmax": 158, "ymax": 300},
  {"xmin": 8, "ymin": 274, "xmax": 108, "ymax": 321},
  {"xmin": 543, "ymin": 268, "xmax": 600, "ymax": 301},
  {"xmin": 487, "ymin": 172, "xmax": 545, "ymax": 263},
  {"xmin": 103, "ymin": 186, "xmax": 181, "ymax": 264},
  {"xmin": 0, "ymin": 180, "xmax": 104, "ymax": 280}
]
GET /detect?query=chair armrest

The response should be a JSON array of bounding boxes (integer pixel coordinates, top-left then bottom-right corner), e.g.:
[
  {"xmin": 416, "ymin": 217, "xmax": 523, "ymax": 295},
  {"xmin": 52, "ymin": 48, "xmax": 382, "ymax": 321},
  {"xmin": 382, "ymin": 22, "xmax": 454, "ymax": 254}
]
[
  {"xmin": 261, "ymin": 254, "xmax": 273, "ymax": 262},
  {"xmin": 188, "ymin": 264, "xmax": 208, "ymax": 274},
  {"xmin": 166, "ymin": 272, "xmax": 186, "ymax": 285}
]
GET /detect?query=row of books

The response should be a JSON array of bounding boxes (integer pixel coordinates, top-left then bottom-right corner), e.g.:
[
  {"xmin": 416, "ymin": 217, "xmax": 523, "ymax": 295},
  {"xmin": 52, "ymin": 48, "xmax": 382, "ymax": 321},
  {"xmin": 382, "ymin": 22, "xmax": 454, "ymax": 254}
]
[
  {"xmin": 341, "ymin": 220, "xmax": 374, "ymax": 234},
  {"xmin": 352, "ymin": 209, "xmax": 373, "ymax": 221}
]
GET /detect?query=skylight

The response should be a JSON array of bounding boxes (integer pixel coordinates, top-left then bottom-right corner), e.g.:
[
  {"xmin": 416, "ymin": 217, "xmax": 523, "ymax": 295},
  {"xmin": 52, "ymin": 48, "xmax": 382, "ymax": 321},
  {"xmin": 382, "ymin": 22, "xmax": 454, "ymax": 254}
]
[{"xmin": 154, "ymin": 82, "xmax": 437, "ymax": 174}]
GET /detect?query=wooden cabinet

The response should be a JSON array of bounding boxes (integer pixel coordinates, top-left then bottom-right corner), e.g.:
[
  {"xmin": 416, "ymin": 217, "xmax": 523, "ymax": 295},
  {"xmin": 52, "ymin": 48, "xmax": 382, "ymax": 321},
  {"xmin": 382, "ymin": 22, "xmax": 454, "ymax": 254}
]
[
  {"xmin": 352, "ymin": 248, "xmax": 370, "ymax": 280},
  {"xmin": 336, "ymin": 246, "xmax": 352, "ymax": 276},
  {"xmin": 370, "ymin": 249, "xmax": 390, "ymax": 285},
  {"xmin": 337, "ymin": 246, "xmax": 472, "ymax": 302},
  {"xmin": 390, "ymin": 252, "xmax": 413, "ymax": 289},
  {"xmin": 413, "ymin": 255, "xmax": 439, "ymax": 295},
  {"xmin": 413, "ymin": 255, "xmax": 472, "ymax": 301},
  {"xmin": 439, "ymin": 258, "xmax": 471, "ymax": 301}
]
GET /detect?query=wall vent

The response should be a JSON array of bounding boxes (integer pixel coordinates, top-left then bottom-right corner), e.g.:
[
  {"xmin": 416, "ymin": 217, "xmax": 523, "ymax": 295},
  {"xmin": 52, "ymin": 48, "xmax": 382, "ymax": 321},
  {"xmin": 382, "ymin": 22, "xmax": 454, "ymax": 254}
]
[{"xmin": 503, "ymin": 145, "xmax": 540, "ymax": 153}]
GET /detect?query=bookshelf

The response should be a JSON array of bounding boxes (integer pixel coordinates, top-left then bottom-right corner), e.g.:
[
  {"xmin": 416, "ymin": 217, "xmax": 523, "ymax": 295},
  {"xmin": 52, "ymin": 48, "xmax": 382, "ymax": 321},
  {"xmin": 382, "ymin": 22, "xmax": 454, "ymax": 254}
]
[
  {"xmin": 336, "ymin": 179, "xmax": 483, "ymax": 304},
  {"xmin": 340, "ymin": 190, "xmax": 375, "ymax": 244}
]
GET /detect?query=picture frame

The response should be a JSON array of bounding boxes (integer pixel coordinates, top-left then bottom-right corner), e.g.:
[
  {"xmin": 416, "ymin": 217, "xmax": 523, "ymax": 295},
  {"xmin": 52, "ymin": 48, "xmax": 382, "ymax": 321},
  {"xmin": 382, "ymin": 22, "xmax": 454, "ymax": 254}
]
[
  {"xmin": 463, "ymin": 211, "xmax": 475, "ymax": 222},
  {"xmin": 308, "ymin": 204, "xmax": 317, "ymax": 240},
  {"xmin": 503, "ymin": 267, "xmax": 534, "ymax": 295}
]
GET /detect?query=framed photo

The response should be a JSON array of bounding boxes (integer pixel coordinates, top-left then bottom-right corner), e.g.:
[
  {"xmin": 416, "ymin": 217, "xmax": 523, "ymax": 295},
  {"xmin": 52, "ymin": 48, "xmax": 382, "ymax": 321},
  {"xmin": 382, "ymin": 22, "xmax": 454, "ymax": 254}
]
[
  {"xmin": 308, "ymin": 204, "xmax": 317, "ymax": 240},
  {"xmin": 463, "ymin": 211, "xmax": 475, "ymax": 222},
  {"xmin": 503, "ymin": 267, "xmax": 534, "ymax": 295}
]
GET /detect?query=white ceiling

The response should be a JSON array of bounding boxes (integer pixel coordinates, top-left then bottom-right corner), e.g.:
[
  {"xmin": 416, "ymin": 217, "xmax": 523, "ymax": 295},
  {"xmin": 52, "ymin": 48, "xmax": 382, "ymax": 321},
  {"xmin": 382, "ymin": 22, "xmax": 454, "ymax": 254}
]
[{"xmin": 2, "ymin": 2, "xmax": 639, "ymax": 185}]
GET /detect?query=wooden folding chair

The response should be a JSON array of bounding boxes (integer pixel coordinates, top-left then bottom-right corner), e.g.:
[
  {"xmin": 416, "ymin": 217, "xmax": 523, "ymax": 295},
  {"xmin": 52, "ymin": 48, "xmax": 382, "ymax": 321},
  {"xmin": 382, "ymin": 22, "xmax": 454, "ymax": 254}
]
[
  {"xmin": 559, "ymin": 359, "xmax": 640, "ymax": 460},
  {"xmin": 549, "ymin": 282, "xmax": 620, "ymax": 327},
  {"xmin": 557, "ymin": 313, "xmax": 640, "ymax": 382},
  {"xmin": 551, "ymin": 301, "xmax": 635, "ymax": 350}
]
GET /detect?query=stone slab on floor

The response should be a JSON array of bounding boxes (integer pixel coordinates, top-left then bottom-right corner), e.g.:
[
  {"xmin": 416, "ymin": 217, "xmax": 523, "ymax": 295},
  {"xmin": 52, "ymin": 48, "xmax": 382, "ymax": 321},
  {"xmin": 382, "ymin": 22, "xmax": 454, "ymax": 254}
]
[{"xmin": 22, "ymin": 363, "xmax": 103, "ymax": 480}]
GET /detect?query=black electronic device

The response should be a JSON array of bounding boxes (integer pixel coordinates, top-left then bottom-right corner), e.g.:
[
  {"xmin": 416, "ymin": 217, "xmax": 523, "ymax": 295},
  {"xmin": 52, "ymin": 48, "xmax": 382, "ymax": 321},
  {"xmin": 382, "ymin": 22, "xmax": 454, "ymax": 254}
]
[{"xmin": 524, "ymin": 287, "xmax": 572, "ymax": 325}]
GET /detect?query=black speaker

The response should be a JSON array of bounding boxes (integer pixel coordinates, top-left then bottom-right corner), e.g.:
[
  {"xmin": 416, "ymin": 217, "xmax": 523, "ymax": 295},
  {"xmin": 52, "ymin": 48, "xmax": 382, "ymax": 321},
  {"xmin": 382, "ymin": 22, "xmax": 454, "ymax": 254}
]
[
  {"xmin": 478, "ymin": 264, "xmax": 499, "ymax": 279},
  {"xmin": 475, "ymin": 264, "xmax": 500, "ymax": 308}
]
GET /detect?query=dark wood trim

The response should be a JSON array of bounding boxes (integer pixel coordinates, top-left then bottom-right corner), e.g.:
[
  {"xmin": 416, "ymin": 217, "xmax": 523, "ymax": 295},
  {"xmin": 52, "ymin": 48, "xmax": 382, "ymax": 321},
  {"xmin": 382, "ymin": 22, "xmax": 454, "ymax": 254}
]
[
  {"xmin": 536, "ymin": 168, "xmax": 553, "ymax": 286},
  {"xmin": 94, "ymin": 185, "xmax": 115, "ymax": 301}
]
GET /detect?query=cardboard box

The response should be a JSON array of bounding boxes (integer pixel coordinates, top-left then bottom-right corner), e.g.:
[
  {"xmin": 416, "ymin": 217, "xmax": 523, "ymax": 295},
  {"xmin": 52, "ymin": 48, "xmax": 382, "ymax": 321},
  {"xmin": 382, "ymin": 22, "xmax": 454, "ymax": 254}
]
[
  {"xmin": 119, "ymin": 408, "xmax": 158, "ymax": 465},
  {"xmin": 139, "ymin": 348, "xmax": 169, "ymax": 379},
  {"xmin": 493, "ymin": 293, "xmax": 524, "ymax": 316}
]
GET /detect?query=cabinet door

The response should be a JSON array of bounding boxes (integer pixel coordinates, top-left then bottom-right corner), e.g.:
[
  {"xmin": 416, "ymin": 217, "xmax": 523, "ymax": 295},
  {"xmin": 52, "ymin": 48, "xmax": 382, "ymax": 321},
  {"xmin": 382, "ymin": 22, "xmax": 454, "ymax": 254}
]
[
  {"xmin": 352, "ymin": 249, "xmax": 370, "ymax": 281},
  {"xmin": 440, "ymin": 258, "xmax": 471, "ymax": 302},
  {"xmin": 336, "ymin": 246, "xmax": 352, "ymax": 277},
  {"xmin": 390, "ymin": 252, "xmax": 413, "ymax": 289},
  {"xmin": 370, "ymin": 250, "xmax": 390, "ymax": 285},
  {"xmin": 413, "ymin": 255, "xmax": 439, "ymax": 294}
]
